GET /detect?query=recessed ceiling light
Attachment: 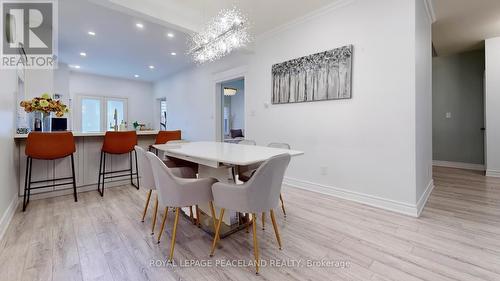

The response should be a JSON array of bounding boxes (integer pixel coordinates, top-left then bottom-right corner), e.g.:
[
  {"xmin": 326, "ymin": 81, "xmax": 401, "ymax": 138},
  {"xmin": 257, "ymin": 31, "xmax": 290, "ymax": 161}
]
[
  {"xmin": 136, "ymin": 23, "xmax": 144, "ymax": 29},
  {"xmin": 149, "ymin": 65, "xmax": 155, "ymax": 69},
  {"xmin": 171, "ymin": 52, "xmax": 177, "ymax": 56},
  {"xmin": 87, "ymin": 31, "xmax": 95, "ymax": 36},
  {"xmin": 69, "ymin": 65, "xmax": 81, "ymax": 69},
  {"xmin": 80, "ymin": 52, "xmax": 87, "ymax": 57},
  {"xmin": 134, "ymin": 74, "xmax": 140, "ymax": 78},
  {"xmin": 167, "ymin": 33, "xmax": 174, "ymax": 38}
]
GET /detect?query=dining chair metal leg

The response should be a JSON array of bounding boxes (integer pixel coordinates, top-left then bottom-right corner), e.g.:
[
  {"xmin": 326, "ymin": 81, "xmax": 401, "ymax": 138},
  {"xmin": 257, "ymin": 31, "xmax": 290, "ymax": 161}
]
[
  {"xmin": 141, "ymin": 189, "xmax": 152, "ymax": 222},
  {"xmin": 189, "ymin": 206, "xmax": 194, "ymax": 224},
  {"xmin": 151, "ymin": 195, "xmax": 158, "ymax": 235},
  {"xmin": 196, "ymin": 205, "xmax": 201, "ymax": 227},
  {"xmin": 168, "ymin": 207, "xmax": 181, "ymax": 262},
  {"xmin": 262, "ymin": 212, "xmax": 265, "ymax": 230},
  {"xmin": 279, "ymin": 193, "xmax": 286, "ymax": 217},
  {"xmin": 208, "ymin": 201, "xmax": 217, "ymax": 232},
  {"xmin": 270, "ymin": 209, "xmax": 282, "ymax": 250},
  {"xmin": 252, "ymin": 213, "xmax": 260, "ymax": 274},
  {"xmin": 157, "ymin": 207, "xmax": 169, "ymax": 243},
  {"xmin": 246, "ymin": 213, "xmax": 251, "ymax": 233},
  {"xmin": 210, "ymin": 208, "xmax": 225, "ymax": 257}
]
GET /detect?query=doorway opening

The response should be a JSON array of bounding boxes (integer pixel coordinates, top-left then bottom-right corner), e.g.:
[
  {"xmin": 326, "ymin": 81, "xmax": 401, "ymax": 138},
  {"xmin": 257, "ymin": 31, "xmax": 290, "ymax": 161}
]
[
  {"xmin": 432, "ymin": 50, "xmax": 486, "ymax": 171},
  {"xmin": 219, "ymin": 78, "xmax": 245, "ymax": 142}
]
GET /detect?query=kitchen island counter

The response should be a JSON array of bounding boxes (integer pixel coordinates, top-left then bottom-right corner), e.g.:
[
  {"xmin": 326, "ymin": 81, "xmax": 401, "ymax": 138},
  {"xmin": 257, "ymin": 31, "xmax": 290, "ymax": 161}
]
[{"xmin": 14, "ymin": 130, "xmax": 158, "ymax": 199}]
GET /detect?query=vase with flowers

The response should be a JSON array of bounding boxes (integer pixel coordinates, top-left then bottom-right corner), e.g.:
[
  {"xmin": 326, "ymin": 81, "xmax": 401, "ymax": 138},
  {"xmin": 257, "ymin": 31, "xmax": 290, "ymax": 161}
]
[{"xmin": 20, "ymin": 93, "xmax": 69, "ymax": 132}]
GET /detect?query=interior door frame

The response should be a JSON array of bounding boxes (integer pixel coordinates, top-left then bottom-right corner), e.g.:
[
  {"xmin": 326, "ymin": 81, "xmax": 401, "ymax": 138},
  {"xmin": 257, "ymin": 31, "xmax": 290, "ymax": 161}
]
[{"xmin": 212, "ymin": 65, "xmax": 247, "ymax": 142}]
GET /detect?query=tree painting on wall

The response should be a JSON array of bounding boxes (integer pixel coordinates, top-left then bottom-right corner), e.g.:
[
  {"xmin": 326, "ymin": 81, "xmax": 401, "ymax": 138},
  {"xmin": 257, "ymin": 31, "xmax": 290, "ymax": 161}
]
[{"xmin": 271, "ymin": 45, "xmax": 353, "ymax": 104}]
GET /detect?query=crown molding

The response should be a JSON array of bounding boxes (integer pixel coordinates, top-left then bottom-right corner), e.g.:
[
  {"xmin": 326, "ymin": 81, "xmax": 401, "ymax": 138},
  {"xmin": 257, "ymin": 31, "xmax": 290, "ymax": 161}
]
[
  {"xmin": 256, "ymin": 0, "xmax": 355, "ymax": 42},
  {"xmin": 424, "ymin": 0, "xmax": 437, "ymax": 23}
]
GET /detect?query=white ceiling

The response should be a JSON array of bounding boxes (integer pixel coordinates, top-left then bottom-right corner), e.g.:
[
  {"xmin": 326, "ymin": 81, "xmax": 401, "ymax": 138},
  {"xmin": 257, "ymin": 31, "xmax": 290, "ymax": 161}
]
[
  {"xmin": 58, "ymin": 0, "xmax": 192, "ymax": 81},
  {"xmin": 432, "ymin": 0, "xmax": 500, "ymax": 56},
  {"xmin": 58, "ymin": 0, "xmax": 340, "ymax": 81},
  {"xmin": 105, "ymin": 0, "xmax": 339, "ymax": 35}
]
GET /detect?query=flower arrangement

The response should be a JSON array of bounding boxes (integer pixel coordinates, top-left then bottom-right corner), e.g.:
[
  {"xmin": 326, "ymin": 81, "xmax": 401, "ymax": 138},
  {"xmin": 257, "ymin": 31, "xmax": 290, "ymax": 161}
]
[{"xmin": 20, "ymin": 93, "xmax": 69, "ymax": 117}]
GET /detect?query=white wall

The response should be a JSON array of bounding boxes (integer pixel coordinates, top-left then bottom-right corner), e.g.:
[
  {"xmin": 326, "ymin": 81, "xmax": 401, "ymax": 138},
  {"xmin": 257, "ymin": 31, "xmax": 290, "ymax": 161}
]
[
  {"xmin": 69, "ymin": 72, "xmax": 155, "ymax": 130},
  {"xmin": 485, "ymin": 37, "xmax": 500, "ymax": 177},
  {"xmin": 0, "ymin": 69, "xmax": 20, "ymax": 240},
  {"xmin": 153, "ymin": 54, "xmax": 250, "ymax": 141},
  {"xmin": 153, "ymin": 0, "xmax": 432, "ymax": 215},
  {"xmin": 413, "ymin": 0, "xmax": 434, "ymax": 210}
]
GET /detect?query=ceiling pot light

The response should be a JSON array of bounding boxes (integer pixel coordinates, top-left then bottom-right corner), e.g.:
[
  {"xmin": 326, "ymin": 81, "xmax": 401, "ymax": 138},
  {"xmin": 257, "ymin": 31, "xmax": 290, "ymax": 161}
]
[
  {"xmin": 134, "ymin": 74, "xmax": 140, "ymax": 78},
  {"xmin": 136, "ymin": 23, "xmax": 144, "ymax": 29},
  {"xmin": 167, "ymin": 33, "xmax": 174, "ymax": 38},
  {"xmin": 149, "ymin": 65, "xmax": 155, "ymax": 69},
  {"xmin": 189, "ymin": 7, "xmax": 251, "ymax": 63},
  {"xmin": 170, "ymin": 52, "xmax": 177, "ymax": 56},
  {"xmin": 224, "ymin": 87, "xmax": 237, "ymax": 96},
  {"xmin": 87, "ymin": 31, "xmax": 95, "ymax": 36},
  {"xmin": 69, "ymin": 65, "xmax": 80, "ymax": 69},
  {"xmin": 80, "ymin": 52, "xmax": 87, "ymax": 57}
]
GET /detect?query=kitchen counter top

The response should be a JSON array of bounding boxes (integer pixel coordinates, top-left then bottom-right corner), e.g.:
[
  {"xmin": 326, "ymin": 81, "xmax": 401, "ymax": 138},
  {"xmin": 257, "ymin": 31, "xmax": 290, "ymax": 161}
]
[{"xmin": 14, "ymin": 130, "xmax": 159, "ymax": 139}]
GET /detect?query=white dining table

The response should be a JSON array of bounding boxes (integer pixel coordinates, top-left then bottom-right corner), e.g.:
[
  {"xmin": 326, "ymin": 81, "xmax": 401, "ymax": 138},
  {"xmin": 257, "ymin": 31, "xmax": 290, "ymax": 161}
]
[{"xmin": 153, "ymin": 141, "xmax": 304, "ymax": 237}]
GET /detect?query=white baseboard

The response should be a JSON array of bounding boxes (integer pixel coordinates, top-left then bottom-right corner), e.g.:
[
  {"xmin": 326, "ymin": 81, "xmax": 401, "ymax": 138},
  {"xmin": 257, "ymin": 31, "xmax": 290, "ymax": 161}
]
[
  {"xmin": 486, "ymin": 169, "xmax": 500, "ymax": 178},
  {"xmin": 416, "ymin": 180, "xmax": 434, "ymax": 217},
  {"xmin": 0, "ymin": 195, "xmax": 19, "ymax": 242},
  {"xmin": 433, "ymin": 160, "xmax": 485, "ymax": 171},
  {"xmin": 283, "ymin": 177, "xmax": 426, "ymax": 217}
]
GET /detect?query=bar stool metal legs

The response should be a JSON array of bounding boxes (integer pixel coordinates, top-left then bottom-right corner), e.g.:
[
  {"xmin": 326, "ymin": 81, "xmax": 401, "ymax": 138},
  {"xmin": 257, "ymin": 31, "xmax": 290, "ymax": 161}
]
[
  {"xmin": 98, "ymin": 150, "xmax": 140, "ymax": 197},
  {"xmin": 23, "ymin": 154, "xmax": 78, "ymax": 212}
]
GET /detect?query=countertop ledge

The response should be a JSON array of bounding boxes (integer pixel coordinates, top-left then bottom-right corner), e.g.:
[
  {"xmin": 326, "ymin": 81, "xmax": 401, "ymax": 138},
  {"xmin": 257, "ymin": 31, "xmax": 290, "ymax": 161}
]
[{"xmin": 14, "ymin": 130, "xmax": 159, "ymax": 139}]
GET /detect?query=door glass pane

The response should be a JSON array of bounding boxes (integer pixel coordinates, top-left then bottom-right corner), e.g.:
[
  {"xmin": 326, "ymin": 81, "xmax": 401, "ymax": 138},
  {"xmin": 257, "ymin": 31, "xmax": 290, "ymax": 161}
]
[
  {"xmin": 107, "ymin": 100, "xmax": 125, "ymax": 130},
  {"xmin": 81, "ymin": 98, "xmax": 101, "ymax": 132},
  {"xmin": 160, "ymin": 100, "xmax": 167, "ymax": 129}
]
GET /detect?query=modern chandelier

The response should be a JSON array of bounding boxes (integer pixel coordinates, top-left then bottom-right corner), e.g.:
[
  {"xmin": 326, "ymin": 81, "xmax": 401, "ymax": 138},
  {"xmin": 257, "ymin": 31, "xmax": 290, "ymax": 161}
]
[{"xmin": 189, "ymin": 7, "xmax": 250, "ymax": 63}]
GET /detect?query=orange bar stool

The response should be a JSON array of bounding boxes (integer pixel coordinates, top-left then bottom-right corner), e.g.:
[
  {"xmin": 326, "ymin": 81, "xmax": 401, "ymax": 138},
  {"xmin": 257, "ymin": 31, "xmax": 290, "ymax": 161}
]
[
  {"xmin": 149, "ymin": 130, "xmax": 181, "ymax": 155},
  {"xmin": 98, "ymin": 131, "xmax": 140, "ymax": 196},
  {"xmin": 23, "ymin": 132, "xmax": 77, "ymax": 211}
]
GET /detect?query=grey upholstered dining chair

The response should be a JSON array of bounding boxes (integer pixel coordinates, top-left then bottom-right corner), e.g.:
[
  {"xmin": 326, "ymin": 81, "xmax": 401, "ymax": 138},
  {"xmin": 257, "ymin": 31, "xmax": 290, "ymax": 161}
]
[
  {"xmin": 238, "ymin": 139, "xmax": 257, "ymax": 145},
  {"xmin": 267, "ymin": 142, "xmax": 291, "ymax": 149},
  {"xmin": 238, "ymin": 142, "xmax": 291, "ymax": 226},
  {"xmin": 135, "ymin": 146, "xmax": 158, "ymax": 234},
  {"xmin": 210, "ymin": 154, "xmax": 291, "ymax": 274},
  {"xmin": 146, "ymin": 151, "xmax": 218, "ymax": 261},
  {"xmin": 135, "ymin": 146, "xmax": 197, "ymax": 235}
]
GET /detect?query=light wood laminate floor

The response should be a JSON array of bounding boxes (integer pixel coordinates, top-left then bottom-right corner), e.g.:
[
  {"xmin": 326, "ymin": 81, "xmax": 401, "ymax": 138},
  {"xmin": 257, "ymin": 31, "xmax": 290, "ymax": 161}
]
[{"xmin": 1, "ymin": 167, "xmax": 500, "ymax": 281}]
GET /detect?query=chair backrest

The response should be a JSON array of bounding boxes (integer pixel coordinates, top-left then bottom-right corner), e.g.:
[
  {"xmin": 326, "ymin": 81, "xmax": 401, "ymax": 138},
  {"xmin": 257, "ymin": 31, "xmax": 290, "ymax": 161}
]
[
  {"xmin": 238, "ymin": 139, "xmax": 256, "ymax": 145},
  {"xmin": 155, "ymin": 130, "xmax": 181, "ymax": 145},
  {"xmin": 244, "ymin": 154, "xmax": 291, "ymax": 212},
  {"xmin": 230, "ymin": 129, "xmax": 244, "ymax": 138},
  {"xmin": 134, "ymin": 146, "xmax": 155, "ymax": 190},
  {"xmin": 268, "ymin": 142, "xmax": 291, "ymax": 149},
  {"xmin": 102, "ymin": 131, "xmax": 137, "ymax": 154},
  {"xmin": 146, "ymin": 151, "xmax": 183, "ymax": 207},
  {"xmin": 166, "ymin": 139, "xmax": 188, "ymax": 145},
  {"xmin": 26, "ymin": 132, "xmax": 75, "ymax": 160}
]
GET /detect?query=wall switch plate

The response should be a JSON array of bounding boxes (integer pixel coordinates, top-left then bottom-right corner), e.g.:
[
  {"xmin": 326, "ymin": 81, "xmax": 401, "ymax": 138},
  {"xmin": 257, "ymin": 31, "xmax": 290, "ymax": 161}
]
[{"xmin": 446, "ymin": 112, "xmax": 452, "ymax": 119}]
